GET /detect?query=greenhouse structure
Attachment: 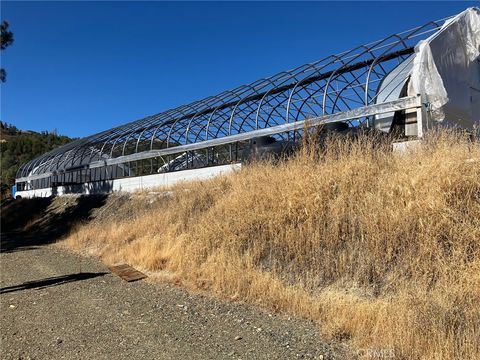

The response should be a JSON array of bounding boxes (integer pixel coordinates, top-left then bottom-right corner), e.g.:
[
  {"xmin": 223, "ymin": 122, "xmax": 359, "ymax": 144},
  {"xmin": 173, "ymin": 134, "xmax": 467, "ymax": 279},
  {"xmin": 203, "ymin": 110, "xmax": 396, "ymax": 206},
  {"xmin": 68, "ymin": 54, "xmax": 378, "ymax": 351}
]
[{"xmin": 14, "ymin": 8, "xmax": 480, "ymax": 198}]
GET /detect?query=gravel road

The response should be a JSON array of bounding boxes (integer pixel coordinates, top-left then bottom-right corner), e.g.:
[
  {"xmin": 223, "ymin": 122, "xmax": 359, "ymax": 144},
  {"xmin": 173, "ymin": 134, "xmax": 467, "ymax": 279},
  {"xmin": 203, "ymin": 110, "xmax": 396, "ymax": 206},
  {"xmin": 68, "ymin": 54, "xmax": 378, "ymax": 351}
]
[{"xmin": 0, "ymin": 232, "xmax": 346, "ymax": 360}]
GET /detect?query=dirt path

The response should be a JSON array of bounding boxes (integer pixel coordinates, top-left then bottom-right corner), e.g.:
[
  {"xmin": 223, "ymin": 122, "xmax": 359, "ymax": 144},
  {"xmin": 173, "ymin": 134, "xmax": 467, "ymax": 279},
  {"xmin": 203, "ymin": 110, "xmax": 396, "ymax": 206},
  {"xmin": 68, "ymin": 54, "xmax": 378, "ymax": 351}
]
[{"xmin": 0, "ymin": 232, "xmax": 346, "ymax": 360}]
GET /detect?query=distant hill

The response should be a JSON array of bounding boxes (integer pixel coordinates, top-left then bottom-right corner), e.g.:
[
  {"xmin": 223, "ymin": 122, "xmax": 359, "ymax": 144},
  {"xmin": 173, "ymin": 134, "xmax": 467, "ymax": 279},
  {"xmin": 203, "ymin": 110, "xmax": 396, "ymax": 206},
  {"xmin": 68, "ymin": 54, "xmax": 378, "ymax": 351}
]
[{"xmin": 0, "ymin": 122, "xmax": 74, "ymax": 197}]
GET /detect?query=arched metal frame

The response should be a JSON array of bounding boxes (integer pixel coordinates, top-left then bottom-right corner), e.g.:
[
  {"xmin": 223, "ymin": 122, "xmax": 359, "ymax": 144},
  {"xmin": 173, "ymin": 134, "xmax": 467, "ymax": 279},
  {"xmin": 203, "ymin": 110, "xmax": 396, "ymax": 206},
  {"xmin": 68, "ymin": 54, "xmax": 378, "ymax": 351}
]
[{"xmin": 16, "ymin": 16, "xmax": 449, "ymax": 188}]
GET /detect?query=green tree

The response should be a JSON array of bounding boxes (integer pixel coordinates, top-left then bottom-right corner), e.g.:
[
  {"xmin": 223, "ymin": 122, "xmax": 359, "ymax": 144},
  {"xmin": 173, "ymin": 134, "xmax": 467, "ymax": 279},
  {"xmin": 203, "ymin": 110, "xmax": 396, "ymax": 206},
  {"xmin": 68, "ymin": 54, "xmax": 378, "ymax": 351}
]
[{"xmin": 1, "ymin": 20, "xmax": 14, "ymax": 82}]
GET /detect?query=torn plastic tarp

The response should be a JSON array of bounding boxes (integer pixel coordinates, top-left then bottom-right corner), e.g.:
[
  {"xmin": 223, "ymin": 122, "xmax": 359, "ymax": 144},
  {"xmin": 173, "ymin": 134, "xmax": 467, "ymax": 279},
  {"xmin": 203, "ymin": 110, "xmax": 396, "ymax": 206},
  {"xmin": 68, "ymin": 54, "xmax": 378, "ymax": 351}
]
[
  {"xmin": 408, "ymin": 41, "xmax": 448, "ymax": 121},
  {"xmin": 408, "ymin": 7, "xmax": 480, "ymax": 126}
]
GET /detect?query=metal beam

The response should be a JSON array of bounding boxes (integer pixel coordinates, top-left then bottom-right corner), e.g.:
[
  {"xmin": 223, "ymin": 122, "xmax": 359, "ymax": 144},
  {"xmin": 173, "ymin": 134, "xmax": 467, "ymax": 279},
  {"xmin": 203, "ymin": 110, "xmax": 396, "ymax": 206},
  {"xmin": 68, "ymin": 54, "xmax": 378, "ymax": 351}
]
[{"xmin": 89, "ymin": 96, "xmax": 421, "ymax": 169}]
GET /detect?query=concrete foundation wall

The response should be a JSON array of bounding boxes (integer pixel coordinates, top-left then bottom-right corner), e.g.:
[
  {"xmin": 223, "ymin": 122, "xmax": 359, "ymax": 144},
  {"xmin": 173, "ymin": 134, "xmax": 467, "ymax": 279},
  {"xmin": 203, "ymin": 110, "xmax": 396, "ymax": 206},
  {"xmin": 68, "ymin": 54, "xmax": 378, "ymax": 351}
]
[{"xmin": 15, "ymin": 164, "xmax": 241, "ymax": 199}]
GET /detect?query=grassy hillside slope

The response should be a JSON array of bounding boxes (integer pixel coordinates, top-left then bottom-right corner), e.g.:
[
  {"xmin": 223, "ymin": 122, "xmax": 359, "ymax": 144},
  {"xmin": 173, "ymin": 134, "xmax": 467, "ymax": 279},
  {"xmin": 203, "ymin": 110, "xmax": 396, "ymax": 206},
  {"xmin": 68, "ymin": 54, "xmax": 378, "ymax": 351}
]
[{"xmin": 29, "ymin": 130, "xmax": 480, "ymax": 359}]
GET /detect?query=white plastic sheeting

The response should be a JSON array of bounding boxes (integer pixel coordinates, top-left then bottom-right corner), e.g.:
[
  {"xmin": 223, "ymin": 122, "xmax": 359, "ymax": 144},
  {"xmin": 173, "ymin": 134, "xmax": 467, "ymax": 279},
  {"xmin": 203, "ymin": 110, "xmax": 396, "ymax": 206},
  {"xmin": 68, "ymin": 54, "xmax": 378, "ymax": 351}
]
[
  {"xmin": 408, "ymin": 41, "xmax": 448, "ymax": 121},
  {"xmin": 374, "ymin": 55, "xmax": 414, "ymax": 132},
  {"xmin": 408, "ymin": 7, "xmax": 480, "ymax": 127}
]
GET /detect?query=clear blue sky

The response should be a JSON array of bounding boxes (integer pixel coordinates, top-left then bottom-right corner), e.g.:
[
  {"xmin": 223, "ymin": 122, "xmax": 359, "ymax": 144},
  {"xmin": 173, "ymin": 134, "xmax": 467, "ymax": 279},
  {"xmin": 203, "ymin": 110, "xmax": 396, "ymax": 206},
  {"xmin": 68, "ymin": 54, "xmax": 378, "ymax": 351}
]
[{"xmin": 1, "ymin": 1, "xmax": 477, "ymax": 138}]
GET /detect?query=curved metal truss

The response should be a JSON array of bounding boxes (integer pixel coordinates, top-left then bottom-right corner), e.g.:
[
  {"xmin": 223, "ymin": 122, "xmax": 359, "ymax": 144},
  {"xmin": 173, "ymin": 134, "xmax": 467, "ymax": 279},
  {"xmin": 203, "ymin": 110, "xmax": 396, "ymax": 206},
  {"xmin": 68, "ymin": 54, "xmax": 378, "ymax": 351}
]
[{"xmin": 16, "ymin": 15, "xmax": 450, "ymax": 188}]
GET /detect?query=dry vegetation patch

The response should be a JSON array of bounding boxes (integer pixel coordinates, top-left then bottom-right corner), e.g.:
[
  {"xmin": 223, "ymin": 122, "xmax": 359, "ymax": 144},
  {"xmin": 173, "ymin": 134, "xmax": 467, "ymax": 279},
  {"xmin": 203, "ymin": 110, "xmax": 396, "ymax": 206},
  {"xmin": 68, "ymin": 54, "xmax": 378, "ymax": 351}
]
[{"xmin": 62, "ymin": 130, "xmax": 480, "ymax": 359}]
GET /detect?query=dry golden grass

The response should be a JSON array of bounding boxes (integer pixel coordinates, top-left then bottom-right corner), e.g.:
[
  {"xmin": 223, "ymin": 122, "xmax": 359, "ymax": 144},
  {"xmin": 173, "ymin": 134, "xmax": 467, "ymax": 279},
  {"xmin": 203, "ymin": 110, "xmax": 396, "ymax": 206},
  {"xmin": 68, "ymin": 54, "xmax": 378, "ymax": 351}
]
[{"xmin": 62, "ymin": 129, "xmax": 480, "ymax": 359}]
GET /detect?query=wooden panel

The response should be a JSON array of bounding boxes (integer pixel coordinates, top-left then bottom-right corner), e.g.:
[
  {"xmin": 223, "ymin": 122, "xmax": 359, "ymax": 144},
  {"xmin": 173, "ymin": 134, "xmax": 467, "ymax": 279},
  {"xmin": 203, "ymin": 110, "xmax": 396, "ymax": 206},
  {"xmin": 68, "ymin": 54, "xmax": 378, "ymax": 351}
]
[{"xmin": 109, "ymin": 264, "xmax": 147, "ymax": 282}]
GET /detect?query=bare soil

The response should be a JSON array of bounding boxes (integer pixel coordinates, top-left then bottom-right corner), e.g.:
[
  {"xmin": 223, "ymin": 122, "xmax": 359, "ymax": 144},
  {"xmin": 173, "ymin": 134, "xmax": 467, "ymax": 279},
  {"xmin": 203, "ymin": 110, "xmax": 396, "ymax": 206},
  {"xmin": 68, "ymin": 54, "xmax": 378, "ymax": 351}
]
[{"xmin": 0, "ymin": 231, "xmax": 346, "ymax": 360}]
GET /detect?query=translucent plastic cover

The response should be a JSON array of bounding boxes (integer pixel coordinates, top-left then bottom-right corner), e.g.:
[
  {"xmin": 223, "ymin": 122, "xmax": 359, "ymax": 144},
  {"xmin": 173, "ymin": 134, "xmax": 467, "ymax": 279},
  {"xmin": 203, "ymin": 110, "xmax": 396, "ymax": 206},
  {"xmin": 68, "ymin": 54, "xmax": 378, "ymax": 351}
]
[{"xmin": 409, "ymin": 7, "xmax": 480, "ymax": 127}]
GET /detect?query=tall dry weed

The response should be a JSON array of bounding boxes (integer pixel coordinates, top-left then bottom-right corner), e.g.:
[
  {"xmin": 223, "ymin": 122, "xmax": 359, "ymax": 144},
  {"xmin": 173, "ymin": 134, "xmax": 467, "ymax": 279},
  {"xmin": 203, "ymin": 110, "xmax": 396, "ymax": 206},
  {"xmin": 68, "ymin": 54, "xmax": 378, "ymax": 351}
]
[{"xmin": 63, "ymin": 129, "xmax": 480, "ymax": 359}]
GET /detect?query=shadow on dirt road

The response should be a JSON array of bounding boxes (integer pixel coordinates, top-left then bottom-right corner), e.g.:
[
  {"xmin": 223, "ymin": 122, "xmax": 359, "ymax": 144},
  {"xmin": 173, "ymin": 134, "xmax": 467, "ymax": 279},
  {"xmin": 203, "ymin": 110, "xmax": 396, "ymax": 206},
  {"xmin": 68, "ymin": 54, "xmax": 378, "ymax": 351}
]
[{"xmin": 0, "ymin": 272, "xmax": 108, "ymax": 294}]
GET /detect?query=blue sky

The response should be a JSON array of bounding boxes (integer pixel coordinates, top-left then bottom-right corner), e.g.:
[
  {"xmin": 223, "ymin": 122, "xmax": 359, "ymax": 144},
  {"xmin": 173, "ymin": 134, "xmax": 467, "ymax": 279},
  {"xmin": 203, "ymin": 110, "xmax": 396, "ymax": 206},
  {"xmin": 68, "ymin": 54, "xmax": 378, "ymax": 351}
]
[{"xmin": 1, "ymin": 1, "xmax": 477, "ymax": 137}]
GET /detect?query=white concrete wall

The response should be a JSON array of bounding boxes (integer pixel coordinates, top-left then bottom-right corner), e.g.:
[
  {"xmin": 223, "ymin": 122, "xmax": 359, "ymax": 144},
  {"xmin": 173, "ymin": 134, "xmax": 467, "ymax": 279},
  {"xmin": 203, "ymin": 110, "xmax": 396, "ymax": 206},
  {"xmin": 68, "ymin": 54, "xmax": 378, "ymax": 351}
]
[{"xmin": 15, "ymin": 164, "xmax": 241, "ymax": 199}]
